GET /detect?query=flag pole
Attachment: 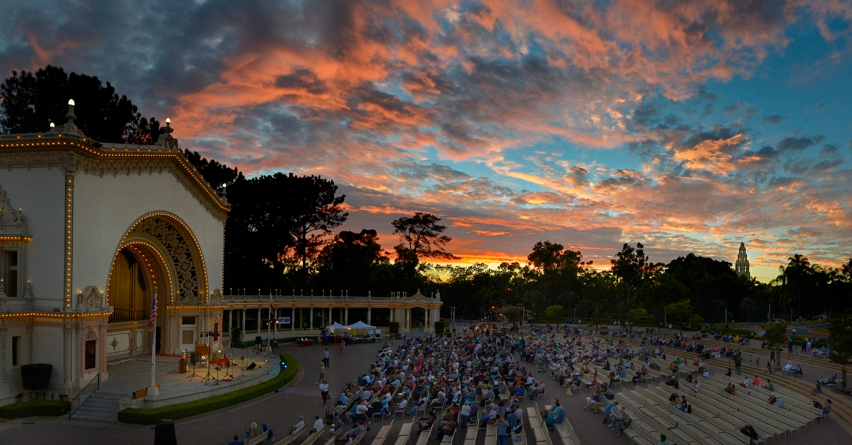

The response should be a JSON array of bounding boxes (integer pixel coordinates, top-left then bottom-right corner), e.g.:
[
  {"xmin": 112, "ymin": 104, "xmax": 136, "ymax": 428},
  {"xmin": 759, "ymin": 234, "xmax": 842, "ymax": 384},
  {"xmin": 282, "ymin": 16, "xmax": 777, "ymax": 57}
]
[
  {"xmin": 149, "ymin": 289, "xmax": 159, "ymax": 396},
  {"xmin": 268, "ymin": 292, "xmax": 273, "ymax": 352}
]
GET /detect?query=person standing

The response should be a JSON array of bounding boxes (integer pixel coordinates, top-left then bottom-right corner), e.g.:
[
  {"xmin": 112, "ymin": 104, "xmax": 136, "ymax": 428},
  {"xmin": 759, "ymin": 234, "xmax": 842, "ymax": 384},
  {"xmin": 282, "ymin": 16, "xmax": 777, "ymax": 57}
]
[
  {"xmin": 320, "ymin": 379, "xmax": 330, "ymax": 405},
  {"xmin": 323, "ymin": 348, "xmax": 330, "ymax": 367},
  {"xmin": 319, "ymin": 363, "xmax": 325, "ymax": 383},
  {"xmin": 228, "ymin": 434, "xmax": 244, "ymax": 445},
  {"xmin": 496, "ymin": 414, "xmax": 509, "ymax": 445},
  {"xmin": 459, "ymin": 402, "xmax": 471, "ymax": 430}
]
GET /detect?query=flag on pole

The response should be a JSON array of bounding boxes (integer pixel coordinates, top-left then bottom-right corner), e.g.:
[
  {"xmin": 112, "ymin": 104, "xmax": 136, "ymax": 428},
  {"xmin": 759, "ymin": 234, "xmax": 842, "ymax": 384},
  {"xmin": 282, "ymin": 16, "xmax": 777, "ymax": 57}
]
[
  {"xmin": 269, "ymin": 294, "xmax": 274, "ymax": 320},
  {"xmin": 149, "ymin": 290, "xmax": 158, "ymax": 332}
]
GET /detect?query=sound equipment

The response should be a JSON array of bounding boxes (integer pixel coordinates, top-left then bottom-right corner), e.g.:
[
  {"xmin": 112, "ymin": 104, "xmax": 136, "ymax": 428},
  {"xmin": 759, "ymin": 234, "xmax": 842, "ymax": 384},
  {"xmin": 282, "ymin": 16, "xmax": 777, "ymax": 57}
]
[
  {"xmin": 154, "ymin": 419, "xmax": 177, "ymax": 445},
  {"xmin": 246, "ymin": 362, "xmax": 257, "ymax": 371},
  {"xmin": 190, "ymin": 352, "xmax": 197, "ymax": 365}
]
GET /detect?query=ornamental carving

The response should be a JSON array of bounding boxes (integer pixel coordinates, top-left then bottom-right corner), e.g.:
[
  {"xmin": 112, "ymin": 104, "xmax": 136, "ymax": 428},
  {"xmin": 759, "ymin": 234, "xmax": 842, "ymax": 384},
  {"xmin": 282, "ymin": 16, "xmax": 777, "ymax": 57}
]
[
  {"xmin": 210, "ymin": 289, "xmax": 223, "ymax": 305},
  {"xmin": 0, "ymin": 184, "xmax": 28, "ymax": 235},
  {"xmin": 77, "ymin": 286, "xmax": 104, "ymax": 310},
  {"xmin": 130, "ymin": 217, "xmax": 203, "ymax": 305}
]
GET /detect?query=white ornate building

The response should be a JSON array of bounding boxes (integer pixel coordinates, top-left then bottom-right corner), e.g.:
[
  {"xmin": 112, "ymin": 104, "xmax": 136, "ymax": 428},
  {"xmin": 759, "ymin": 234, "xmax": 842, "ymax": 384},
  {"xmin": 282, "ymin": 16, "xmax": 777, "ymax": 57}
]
[
  {"xmin": 735, "ymin": 241, "xmax": 750, "ymax": 280},
  {"xmin": 0, "ymin": 101, "xmax": 227, "ymax": 405}
]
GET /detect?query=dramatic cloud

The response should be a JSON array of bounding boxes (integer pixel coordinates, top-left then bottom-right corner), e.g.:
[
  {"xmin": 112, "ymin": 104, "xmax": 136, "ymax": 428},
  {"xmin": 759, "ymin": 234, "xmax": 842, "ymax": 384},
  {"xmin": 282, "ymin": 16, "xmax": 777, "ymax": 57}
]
[{"xmin": 1, "ymin": 0, "xmax": 851, "ymax": 280}]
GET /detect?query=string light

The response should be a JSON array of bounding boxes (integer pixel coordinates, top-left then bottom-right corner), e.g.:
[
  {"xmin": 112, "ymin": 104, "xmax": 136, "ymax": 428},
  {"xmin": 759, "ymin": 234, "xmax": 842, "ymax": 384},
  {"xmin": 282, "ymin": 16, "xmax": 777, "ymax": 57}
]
[{"xmin": 0, "ymin": 136, "xmax": 230, "ymax": 213}]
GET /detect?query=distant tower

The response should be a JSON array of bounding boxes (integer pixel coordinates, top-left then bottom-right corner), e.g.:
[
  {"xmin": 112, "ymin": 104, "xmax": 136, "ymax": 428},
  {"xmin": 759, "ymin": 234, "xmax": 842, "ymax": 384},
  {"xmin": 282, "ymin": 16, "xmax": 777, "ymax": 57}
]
[{"xmin": 735, "ymin": 241, "xmax": 750, "ymax": 280}]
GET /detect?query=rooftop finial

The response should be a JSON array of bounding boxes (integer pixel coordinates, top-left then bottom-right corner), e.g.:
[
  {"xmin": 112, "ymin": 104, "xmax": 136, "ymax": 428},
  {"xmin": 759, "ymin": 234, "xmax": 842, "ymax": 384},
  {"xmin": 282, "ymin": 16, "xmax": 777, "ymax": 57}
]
[{"xmin": 65, "ymin": 99, "xmax": 77, "ymax": 123}]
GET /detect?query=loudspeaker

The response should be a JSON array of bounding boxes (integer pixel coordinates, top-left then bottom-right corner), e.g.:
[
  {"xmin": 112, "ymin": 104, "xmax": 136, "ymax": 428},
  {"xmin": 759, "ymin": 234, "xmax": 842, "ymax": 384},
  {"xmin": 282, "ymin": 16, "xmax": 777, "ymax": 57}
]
[
  {"xmin": 190, "ymin": 352, "xmax": 197, "ymax": 365},
  {"xmin": 154, "ymin": 419, "xmax": 177, "ymax": 445},
  {"xmin": 246, "ymin": 362, "xmax": 257, "ymax": 371}
]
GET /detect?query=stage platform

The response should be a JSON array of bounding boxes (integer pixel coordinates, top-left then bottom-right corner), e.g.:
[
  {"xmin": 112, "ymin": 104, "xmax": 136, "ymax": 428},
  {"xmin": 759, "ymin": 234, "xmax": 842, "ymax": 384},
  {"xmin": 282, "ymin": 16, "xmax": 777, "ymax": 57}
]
[{"xmin": 103, "ymin": 347, "xmax": 283, "ymax": 410}]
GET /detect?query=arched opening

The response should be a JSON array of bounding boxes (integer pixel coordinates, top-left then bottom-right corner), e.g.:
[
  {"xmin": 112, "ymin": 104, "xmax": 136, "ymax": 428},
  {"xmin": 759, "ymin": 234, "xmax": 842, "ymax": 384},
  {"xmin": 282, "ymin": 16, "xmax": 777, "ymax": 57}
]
[
  {"xmin": 107, "ymin": 243, "xmax": 171, "ymax": 355},
  {"xmin": 106, "ymin": 212, "xmax": 212, "ymax": 357}
]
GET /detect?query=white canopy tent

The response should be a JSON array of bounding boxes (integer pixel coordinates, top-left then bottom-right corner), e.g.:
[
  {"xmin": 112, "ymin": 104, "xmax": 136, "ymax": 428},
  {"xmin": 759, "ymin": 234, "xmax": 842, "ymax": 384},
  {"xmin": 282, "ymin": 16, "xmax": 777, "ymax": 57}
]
[
  {"xmin": 325, "ymin": 322, "xmax": 347, "ymax": 331},
  {"xmin": 347, "ymin": 321, "xmax": 376, "ymax": 330}
]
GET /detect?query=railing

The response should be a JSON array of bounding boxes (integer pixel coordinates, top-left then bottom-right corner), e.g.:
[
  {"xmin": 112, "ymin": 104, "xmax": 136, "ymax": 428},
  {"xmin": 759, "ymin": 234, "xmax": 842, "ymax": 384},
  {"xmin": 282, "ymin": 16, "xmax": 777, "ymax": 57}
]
[
  {"xmin": 68, "ymin": 373, "xmax": 99, "ymax": 420},
  {"xmin": 223, "ymin": 291, "xmax": 441, "ymax": 304}
]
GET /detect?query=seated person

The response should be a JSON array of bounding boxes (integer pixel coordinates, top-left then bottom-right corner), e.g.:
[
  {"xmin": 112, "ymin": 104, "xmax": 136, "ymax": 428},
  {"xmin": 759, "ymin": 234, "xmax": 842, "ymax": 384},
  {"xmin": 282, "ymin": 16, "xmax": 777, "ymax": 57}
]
[
  {"xmin": 813, "ymin": 381, "xmax": 822, "ymax": 395},
  {"xmin": 544, "ymin": 401, "xmax": 565, "ymax": 430},
  {"xmin": 435, "ymin": 418, "xmax": 456, "ymax": 441},
  {"xmin": 336, "ymin": 422, "xmax": 366, "ymax": 443},
  {"xmin": 793, "ymin": 365, "xmax": 803, "ymax": 377},
  {"xmin": 725, "ymin": 383, "xmax": 736, "ymax": 395},
  {"xmin": 291, "ymin": 416, "xmax": 305, "ymax": 434},
  {"xmin": 417, "ymin": 409, "xmax": 437, "ymax": 433},
  {"xmin": 767, "ymin": 394, "xmax": 778, "ymax": 405}
]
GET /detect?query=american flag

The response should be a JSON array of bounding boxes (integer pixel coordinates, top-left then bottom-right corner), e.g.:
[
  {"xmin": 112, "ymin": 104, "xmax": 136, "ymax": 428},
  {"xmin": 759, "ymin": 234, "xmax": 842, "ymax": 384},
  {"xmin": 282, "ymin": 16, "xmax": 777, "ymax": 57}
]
[
  {"xmin": 149, "ymin": 290, "xmax": 158, "ymax": 332},
  {"xmin": 269, "ymin": 298, "xmax": 275, "ymax": 320}
]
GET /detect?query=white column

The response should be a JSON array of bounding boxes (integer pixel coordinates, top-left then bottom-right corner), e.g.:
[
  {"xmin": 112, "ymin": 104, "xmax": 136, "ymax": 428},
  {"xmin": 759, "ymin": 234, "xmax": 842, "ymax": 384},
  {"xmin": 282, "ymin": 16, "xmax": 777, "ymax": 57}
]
[
  {"xmin": 345, "ymin": 307, "xmax": 349, "ymax": 325},
  {"xmin": 425, "ymin": 309, "xmax": 429, "ymax": 331},
  {"xmin": 257, "ymin": 308, "xmax": 262, "ymax": 334},
  {"xmin": 309, "ymin": 307, "xmax": 313, "ymax": 330},
  {"xmin": 228, "ymin": 310, "xmax": 232, "ymax": 333},
  {"xmin": 367, "ymin": 308, "xmax": 372, "ymax": 325},
  {"xmin": 291, "ymin": 308, "xmax": 295, "ymax": 332},
  {"xmin": 241, "ymin": 310, "xmax": 246, "ymax": 333}
]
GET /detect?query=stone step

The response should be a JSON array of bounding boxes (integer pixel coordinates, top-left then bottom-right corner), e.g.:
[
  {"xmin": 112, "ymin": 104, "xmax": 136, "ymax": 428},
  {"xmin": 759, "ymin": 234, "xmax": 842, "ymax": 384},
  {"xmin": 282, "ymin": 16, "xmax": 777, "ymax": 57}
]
[{"xmin": 70, "ymin": 391, "xmax": 122, "ymax": 422}]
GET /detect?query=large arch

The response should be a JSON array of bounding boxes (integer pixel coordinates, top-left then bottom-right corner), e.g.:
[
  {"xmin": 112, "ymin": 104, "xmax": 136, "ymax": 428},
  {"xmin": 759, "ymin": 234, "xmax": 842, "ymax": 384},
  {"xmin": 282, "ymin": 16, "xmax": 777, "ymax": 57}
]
[{"xmin": 105, "ymin": 212, "xmax": 210, "ymax": 357}]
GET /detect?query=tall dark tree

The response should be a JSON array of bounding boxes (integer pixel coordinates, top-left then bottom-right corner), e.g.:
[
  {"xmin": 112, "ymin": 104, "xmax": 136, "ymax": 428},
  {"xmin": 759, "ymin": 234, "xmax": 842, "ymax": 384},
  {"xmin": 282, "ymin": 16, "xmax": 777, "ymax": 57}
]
[
  {"xmin": 183, "ymin": 149, "xmax": 244, "ymax": 192},
  {"xmin": 286, "ymin": 174, "xmax": 348, "ymax": 278},
  {"xmin": 223, "ymin": 174, "xmax": 299, "ymax": 291},
  {"xmin": 316, "ymin": 229, "xmax": 388, "ymax": 294},
  {"xmin": 391, "ymin": 212, "xmax": 458, "ymax": 268},
  {"xmin": 0, "ymin": 65, "xmax": 159, "ymax": 143},
  {"xmin": 827, "ymin": 314, "xmax": 852, "ymax": 390},
  {"xmin": 610, "ymin": 242, "xmax": 662, "ymax": 301}
]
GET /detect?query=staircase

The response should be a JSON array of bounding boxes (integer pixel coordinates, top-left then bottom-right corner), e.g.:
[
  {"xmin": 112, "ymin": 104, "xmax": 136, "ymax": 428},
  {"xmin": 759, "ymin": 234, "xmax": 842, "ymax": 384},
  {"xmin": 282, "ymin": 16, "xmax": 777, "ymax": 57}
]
[{"xmin": 70, "ymin": 391, "xmax": 123, "ymax": 422}]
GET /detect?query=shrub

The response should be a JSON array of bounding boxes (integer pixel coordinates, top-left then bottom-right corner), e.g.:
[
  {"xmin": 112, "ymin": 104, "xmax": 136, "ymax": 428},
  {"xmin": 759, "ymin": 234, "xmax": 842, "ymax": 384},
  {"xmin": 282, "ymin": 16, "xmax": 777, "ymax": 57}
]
[
  {"xmin": 0, "ymin": 400, "xmax": 70, "ymax": 419},
  {"xmin": 434, "ymin": 321, "xmax": 446, "ymax": 336},
  {"xmin": 118, "ymin": 353, "xmax": 298, "ymax": 424}
]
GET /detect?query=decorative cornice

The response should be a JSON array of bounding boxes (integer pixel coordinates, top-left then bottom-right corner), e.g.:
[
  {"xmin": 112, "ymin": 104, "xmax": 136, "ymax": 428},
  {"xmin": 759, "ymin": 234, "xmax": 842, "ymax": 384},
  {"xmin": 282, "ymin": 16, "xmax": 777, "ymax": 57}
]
[{"xmin": 0, "ymin": 138, "xmax": 230, "ymax": 222}]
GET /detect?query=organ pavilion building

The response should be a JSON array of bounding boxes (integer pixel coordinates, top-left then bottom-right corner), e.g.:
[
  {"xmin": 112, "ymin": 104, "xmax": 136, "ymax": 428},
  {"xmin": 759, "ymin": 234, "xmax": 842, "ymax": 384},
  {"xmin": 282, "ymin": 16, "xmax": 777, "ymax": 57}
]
[
  {"xmin": 0, "ymin": 100, "xmax": 227, "ymax": 405},
  {"xmin": 735, "ymin": 241, "xmax": 751, "ymax": 280}
]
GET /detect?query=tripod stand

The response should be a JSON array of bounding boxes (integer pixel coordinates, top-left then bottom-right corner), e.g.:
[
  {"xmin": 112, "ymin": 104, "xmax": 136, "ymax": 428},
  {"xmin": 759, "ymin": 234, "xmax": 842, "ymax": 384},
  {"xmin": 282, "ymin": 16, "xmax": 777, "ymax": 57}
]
[{"xmin": 199, "ymin": 333, "xmax": 219, "ymax": 385}]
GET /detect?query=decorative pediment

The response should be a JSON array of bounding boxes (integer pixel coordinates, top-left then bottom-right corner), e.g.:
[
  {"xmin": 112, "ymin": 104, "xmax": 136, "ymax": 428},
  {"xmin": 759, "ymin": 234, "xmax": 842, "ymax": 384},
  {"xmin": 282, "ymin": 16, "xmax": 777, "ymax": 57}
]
[
  {"xmin": 410, "ymin": 290, "xmax": 426, "ymax": 300},
  {"xmin": 210, "ymin": 289, "xmax": 223, "ymax": 305},
  {"xmin": 77, "ymin": 286, "xmax": 105, "ymax": 310},
  {"xmin": 0, "ymin": 185, "xmax": 27, "ymax": 236}
]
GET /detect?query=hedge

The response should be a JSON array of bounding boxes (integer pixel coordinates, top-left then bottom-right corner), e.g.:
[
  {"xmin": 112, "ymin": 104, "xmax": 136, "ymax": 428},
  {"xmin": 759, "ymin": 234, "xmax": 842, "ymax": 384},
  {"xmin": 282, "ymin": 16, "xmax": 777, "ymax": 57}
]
[
  {"xmin": 0, "ymin": 400, "xmax": 70, "ymax": 419},
  {"xmin": 118, "ymin": 353, "xmax": 299, "ymax": 425}
]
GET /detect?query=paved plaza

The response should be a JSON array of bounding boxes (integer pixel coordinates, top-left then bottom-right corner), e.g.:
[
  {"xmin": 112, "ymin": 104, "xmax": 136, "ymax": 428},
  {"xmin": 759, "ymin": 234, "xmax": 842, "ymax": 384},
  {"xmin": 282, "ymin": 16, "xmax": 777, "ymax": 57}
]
[{"xmin": 0, "ymin": 328, "xmax": 850, "ymax": 444}]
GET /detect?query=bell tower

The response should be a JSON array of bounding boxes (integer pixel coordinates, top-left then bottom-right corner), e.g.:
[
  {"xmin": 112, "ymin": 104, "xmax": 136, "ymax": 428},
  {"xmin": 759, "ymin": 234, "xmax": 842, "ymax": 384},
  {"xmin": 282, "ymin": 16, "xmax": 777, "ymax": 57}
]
[{"xmin": 735, "ymin": 241, "xmax": 750, "ymax": 280}]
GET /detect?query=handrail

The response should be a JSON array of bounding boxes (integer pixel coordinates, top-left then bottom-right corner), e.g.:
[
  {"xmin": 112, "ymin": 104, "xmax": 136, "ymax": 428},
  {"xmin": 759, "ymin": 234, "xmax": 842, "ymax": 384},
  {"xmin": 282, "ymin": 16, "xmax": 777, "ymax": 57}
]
[{"xmin": 68, "ymin": 373, "xmax": 100, "ymax": 420}]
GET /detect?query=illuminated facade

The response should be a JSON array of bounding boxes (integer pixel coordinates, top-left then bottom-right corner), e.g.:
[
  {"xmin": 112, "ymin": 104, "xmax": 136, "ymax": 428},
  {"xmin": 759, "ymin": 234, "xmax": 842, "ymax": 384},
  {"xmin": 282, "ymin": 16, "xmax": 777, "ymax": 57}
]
[{"xmin": 0, "ymin": 101, "xmax": 227, "ymax": 405}]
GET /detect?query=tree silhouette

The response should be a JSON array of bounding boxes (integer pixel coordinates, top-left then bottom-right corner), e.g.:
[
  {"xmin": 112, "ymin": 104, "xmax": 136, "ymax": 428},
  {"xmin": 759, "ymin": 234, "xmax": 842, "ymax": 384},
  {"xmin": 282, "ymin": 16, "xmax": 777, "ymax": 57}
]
[
  {"xmin": 827, "ymin": 314, "xmax": 852, "ymax": 390},
  {"xmin": 0, "ymin": 65, "xmax": 159, "ymax": 143},
  {"xmin": 391, "ymin": 212, "xmax": 458, "ymax": 269}
]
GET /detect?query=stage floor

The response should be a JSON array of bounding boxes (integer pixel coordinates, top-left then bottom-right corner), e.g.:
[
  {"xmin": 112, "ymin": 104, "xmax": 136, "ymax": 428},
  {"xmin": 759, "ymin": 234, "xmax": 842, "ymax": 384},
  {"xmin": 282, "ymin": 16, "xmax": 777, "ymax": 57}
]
[{"xmin": 102, "ymin": 348, "xmax": 279, "ymax": 398}]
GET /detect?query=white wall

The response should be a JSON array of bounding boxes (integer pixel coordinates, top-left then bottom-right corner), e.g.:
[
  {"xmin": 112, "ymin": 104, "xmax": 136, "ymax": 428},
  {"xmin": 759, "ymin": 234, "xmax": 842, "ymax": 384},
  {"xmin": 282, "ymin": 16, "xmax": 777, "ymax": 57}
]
[
  {"xmin": 32, "ymin": 324, "xmax": 64, "ymax": 385},
  {"xmin": 72, "ymin": 170, "xmax": 225, "ymax": 301},
  {"xmin": 0, "ymin": 168, "xmax": 65, "ymax": 307}
]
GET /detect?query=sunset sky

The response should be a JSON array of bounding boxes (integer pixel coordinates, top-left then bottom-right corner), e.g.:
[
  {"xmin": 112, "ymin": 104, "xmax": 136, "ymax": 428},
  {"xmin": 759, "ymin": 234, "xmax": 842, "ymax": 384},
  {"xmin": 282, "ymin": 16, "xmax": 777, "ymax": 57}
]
[{"xmin": 2, "ymin": 0, "xmax": 851, "ymax": 281}]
